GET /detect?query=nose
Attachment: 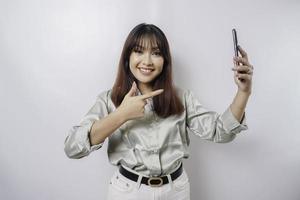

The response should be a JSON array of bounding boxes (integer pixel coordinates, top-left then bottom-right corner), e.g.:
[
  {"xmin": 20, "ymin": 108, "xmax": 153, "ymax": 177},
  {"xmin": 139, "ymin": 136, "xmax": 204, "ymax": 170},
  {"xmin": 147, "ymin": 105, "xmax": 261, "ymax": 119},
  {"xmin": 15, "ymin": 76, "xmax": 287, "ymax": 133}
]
[{"xmin": 142, "ymin": 53, "xmax": 153, "ymax": 66}]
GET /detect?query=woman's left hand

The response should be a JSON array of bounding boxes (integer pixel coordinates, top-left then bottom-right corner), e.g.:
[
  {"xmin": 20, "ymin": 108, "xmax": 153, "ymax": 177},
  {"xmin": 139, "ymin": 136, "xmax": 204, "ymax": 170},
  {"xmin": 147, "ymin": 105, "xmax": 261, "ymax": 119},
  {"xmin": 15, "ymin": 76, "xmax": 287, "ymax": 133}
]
[{"xmin": 232, "ymin": 45, "xmax": 254, "ymax": 94}]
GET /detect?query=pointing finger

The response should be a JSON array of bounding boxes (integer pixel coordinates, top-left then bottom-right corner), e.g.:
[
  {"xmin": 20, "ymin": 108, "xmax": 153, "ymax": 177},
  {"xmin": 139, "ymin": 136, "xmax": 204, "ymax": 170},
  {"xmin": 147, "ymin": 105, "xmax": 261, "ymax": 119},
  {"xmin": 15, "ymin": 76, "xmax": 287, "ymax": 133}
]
[
  {"xmin": 127, "ymin": 81, "xmax": 138, "ymax": 97},
  {"xmin": 139, "ymin": 89, "xmax": 164, "ymax": 100}
]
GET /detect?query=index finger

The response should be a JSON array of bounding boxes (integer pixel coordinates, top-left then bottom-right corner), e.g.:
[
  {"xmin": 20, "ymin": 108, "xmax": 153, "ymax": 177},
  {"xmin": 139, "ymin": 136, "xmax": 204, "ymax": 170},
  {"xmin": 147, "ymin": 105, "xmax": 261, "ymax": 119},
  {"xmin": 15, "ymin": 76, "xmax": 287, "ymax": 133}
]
[
  {"xmin": 139, "ymin": 89, "xmax": 164, "ymax": 100},
  {"xmin": 238, "ymin": 45, "xmax": 248, "ymax": 60}
]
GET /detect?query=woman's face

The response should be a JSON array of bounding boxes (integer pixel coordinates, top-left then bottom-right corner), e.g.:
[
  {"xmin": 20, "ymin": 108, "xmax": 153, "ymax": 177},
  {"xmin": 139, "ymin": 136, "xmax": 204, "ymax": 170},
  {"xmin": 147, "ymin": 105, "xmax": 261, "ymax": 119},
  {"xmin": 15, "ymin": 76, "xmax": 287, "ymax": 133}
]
[{"xmin": 129, "ymin": 39, "xmax": 164, "ymax": 88}]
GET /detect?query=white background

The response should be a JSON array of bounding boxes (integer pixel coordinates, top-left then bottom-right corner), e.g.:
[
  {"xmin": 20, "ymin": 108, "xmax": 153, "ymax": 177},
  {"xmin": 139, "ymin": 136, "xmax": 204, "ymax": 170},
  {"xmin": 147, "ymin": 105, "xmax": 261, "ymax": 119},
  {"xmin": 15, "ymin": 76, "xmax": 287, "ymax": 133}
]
[{"xmin": 1, "ymin": 0, "xmax": 299, "ymax": 199}]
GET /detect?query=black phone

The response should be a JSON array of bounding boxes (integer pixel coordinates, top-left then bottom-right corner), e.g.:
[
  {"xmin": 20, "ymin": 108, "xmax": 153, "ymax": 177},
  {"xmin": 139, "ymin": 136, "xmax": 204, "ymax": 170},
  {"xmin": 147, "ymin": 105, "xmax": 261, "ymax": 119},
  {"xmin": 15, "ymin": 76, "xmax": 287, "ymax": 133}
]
[{"xmin": 232, "ymin": 28, "xmax": 238, "ymax": 57}]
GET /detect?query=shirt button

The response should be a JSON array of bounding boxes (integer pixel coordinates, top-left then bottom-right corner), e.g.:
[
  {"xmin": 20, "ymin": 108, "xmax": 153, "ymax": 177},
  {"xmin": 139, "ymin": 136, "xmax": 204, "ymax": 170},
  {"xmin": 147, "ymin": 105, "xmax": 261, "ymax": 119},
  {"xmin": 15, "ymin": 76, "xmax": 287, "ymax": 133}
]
[{"xmin": 152, "ymin": 149, "xmax": 159, "ymax": 154}]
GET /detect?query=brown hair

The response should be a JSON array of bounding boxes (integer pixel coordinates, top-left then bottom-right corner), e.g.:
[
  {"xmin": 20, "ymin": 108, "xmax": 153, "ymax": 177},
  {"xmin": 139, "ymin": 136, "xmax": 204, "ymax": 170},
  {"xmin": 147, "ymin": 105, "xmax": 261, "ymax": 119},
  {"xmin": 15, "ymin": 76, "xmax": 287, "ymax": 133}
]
[{"xmin": 111, "ymin": 23, "xmax": 184, "ymax": 118}]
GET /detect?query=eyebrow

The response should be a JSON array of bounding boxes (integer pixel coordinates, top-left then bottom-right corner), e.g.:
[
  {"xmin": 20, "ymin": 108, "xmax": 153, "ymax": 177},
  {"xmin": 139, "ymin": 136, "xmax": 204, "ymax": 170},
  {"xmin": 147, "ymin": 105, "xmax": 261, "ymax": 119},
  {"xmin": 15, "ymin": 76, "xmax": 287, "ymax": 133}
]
[{"xmin": 134, "ymin": 45, "xmax": 160, "ymax": 51}]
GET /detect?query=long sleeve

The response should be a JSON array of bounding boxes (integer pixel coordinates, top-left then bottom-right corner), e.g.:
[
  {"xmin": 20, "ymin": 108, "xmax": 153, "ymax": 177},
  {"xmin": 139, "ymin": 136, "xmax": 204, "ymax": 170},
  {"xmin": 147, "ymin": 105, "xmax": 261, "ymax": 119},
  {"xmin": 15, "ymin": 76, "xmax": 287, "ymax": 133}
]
[
  {"xmin": 185, "ymin": 89, "xmax": 248, "ymax": 143},
  {"xmin": 64, "ymin": 90, "xmax": 109, "ymax": 159}
]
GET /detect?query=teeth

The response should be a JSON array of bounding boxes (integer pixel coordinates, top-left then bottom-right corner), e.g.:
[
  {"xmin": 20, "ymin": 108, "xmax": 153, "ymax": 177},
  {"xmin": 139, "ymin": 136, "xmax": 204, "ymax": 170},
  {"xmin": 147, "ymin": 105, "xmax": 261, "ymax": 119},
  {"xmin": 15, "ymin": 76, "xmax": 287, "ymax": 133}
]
[{"xmin": 140, "ymin": 68, "xmax": 153, "ymax": 72}]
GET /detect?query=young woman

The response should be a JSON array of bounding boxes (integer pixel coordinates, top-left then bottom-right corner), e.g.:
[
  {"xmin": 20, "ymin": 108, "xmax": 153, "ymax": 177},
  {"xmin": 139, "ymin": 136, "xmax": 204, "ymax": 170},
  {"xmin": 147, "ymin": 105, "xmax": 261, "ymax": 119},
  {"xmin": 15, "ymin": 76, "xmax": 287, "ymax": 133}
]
[{"xmin": 64, "ymin": 23, "xmax": 253, "ymax": 200}]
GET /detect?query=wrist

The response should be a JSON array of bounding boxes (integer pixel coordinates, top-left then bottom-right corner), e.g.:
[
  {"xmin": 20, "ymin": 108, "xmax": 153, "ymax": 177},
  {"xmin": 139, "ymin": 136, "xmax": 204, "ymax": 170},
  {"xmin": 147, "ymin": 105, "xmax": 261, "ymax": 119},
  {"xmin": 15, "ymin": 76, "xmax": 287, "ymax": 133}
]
[
  {"xmin": 115, "ymin": 107, "xmax": 128, "ymax": 123},
  {"xmin": 238, "ymin": 89, "xmax": 252, "ymax": 96}
]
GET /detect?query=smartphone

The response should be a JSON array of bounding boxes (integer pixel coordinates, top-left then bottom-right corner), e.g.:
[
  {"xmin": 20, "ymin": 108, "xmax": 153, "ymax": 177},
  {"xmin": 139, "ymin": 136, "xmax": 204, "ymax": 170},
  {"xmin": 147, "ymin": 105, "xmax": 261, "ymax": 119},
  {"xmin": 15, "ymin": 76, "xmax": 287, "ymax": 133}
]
[{"xmin": 232, "ymin": 28, "xmax": 238, "ymax": 57}]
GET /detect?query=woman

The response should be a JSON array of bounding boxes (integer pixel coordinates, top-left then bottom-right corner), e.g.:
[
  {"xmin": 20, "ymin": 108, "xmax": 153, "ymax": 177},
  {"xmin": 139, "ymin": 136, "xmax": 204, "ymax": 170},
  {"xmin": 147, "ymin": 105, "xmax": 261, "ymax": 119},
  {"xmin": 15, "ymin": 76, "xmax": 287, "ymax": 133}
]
[{"xmin": 64, "ymin": 23, "xmax": 253, "ymax": 200}]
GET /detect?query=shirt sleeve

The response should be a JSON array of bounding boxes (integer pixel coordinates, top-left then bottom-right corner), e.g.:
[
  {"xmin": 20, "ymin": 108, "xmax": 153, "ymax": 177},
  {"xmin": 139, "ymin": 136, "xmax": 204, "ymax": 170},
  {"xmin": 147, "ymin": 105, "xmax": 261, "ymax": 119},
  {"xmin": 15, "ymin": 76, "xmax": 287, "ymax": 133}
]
[
  {"xmin": 185, "ymin": 89, "xmax": 248, "ymax": 143},
  {"xmin": 64, "ymin": 90, "xmax": 109, "ymax": 159}
]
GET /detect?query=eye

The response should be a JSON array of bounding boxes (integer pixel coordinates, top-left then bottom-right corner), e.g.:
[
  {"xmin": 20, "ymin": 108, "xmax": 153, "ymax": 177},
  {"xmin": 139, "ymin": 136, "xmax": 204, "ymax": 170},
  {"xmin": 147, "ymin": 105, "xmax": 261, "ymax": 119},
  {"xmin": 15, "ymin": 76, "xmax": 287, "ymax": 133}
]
[
  {"xmin": 133, "ymin": 47, "xmax": 143, "ymax": 54},
  {"xmin": 152, "ymin": 51, "xmax": 161, "ymax": 56}
]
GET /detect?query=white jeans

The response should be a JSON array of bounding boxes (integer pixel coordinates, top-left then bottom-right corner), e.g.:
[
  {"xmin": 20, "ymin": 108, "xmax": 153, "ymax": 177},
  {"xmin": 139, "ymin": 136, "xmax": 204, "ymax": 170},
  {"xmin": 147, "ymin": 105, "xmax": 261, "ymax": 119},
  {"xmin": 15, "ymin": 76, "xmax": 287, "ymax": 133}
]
[{"xmin": 107, "ymin": 167, "xmax": 190, "ymax": 200}]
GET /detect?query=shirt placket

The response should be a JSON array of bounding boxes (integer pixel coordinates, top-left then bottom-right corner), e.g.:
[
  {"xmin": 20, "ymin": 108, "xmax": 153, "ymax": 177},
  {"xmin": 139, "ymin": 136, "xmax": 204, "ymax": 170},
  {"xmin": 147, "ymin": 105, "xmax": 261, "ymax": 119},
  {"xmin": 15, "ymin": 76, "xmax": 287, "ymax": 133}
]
[{"xmin": 146, "ymin": 97, "xmax": 162, "ymax": 176}]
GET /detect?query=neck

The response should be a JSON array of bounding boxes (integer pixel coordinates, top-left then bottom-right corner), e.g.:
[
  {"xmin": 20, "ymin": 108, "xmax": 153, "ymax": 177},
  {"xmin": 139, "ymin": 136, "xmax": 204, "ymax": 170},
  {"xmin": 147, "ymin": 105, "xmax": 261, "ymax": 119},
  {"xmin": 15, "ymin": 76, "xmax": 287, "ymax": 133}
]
[{"xmin": 138, "ymin": 82, "xmax": 153, "ymax": 94}]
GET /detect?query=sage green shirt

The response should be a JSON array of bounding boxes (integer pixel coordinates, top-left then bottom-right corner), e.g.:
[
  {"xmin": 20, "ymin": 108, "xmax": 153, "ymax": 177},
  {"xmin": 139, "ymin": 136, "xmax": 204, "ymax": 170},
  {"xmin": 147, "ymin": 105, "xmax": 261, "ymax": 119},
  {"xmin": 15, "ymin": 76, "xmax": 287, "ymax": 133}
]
[{"xmin": 64, "ymin": 87, "xmax": 248, "ymax": 176}]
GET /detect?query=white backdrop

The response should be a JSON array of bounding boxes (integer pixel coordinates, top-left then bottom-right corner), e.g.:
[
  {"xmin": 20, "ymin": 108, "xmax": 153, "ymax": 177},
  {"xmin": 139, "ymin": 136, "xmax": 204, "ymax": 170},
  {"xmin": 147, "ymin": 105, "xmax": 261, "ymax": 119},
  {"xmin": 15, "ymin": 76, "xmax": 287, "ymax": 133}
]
[{"xmin": 1, "ymin": 0, "xmax": 300, "ymax": 199}]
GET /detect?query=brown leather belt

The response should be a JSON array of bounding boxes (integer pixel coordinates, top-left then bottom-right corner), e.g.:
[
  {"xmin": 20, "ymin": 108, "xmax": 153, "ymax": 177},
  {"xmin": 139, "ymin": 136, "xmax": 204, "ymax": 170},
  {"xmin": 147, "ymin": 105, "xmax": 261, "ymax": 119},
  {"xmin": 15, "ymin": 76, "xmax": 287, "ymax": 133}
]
[{"xmin": 119, "ymin": 163, "xmax": 183, "ymax": 187}]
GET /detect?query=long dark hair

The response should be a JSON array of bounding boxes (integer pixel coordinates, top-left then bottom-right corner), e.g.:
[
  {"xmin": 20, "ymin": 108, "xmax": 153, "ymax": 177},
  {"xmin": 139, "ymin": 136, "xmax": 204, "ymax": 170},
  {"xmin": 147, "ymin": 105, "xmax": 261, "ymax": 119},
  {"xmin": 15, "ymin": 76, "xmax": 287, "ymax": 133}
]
[{"xmin": 111, "ymin": 23, "xmax": 184, "ymax": 118}]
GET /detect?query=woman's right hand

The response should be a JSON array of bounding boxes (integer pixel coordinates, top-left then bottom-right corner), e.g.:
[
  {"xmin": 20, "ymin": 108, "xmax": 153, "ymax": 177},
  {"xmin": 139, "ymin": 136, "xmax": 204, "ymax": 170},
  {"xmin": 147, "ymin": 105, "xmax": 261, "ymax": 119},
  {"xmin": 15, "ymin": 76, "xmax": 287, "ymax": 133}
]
[{"xmin": 116, "ymin": 81, "xmax": 164, "ymax": 121}]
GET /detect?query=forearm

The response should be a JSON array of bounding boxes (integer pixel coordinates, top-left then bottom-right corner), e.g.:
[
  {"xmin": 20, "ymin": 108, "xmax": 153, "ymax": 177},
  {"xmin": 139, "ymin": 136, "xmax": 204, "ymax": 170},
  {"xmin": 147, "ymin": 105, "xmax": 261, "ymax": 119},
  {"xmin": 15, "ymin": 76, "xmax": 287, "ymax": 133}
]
[
  {"xmin": 89, "ymin": 108, "xmax": 127, "ymax": 146},
  {"xmin": 230, "ymin": 90, "xmax": 251, "ymax": 122}
]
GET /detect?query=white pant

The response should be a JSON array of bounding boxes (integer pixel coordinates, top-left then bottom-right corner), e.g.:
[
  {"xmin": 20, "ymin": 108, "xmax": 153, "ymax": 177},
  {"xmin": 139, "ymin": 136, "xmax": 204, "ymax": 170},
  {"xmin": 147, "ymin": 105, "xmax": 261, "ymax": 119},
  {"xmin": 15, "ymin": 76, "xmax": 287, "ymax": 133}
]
[{"xmin": 106, "ymin": 167, "xmax": 190, "ymax": 200}]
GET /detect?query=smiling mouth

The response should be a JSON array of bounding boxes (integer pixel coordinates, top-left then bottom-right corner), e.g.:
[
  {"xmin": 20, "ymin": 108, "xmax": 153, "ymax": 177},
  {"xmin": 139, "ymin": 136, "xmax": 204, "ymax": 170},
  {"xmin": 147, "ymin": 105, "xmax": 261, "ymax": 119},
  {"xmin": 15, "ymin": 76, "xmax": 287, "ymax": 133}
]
[{"xmin": 138, "ymin": 67, "xmax": 154, "ymax": 75}]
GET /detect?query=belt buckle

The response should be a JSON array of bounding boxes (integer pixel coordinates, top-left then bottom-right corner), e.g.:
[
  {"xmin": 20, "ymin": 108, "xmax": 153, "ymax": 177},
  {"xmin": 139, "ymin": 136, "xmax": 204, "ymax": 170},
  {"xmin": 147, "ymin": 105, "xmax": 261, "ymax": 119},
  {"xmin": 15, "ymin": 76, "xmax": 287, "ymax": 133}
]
[{"xmin": 148, "ymin": 177, "xmax": 163, "ymax": 187}]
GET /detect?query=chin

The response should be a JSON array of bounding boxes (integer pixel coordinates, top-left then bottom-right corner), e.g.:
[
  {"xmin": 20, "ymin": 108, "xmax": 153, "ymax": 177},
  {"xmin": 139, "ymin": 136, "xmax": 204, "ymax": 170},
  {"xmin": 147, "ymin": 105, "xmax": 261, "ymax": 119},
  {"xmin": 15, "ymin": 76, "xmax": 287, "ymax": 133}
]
[{"xmin": 137, "ymin": 78, "xmax": 154, "ymax": 84}]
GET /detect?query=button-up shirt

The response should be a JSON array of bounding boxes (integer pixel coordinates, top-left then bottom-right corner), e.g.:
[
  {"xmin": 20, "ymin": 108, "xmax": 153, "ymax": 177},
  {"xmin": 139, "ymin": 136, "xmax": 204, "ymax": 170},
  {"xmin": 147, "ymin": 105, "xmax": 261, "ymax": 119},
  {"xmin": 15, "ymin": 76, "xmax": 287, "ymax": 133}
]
[{"xmin": 64, "ymin": 87, "xmax": 248, "ymax": 176}]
